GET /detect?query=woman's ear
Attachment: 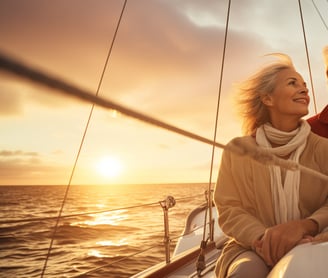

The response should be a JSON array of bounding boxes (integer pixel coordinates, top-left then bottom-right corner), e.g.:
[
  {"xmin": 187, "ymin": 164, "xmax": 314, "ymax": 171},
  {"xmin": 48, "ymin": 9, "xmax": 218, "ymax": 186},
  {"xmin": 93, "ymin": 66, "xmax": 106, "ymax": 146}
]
[{"xmin": 261, "ymin": 94, "xmax": 273, "ymax": 107}]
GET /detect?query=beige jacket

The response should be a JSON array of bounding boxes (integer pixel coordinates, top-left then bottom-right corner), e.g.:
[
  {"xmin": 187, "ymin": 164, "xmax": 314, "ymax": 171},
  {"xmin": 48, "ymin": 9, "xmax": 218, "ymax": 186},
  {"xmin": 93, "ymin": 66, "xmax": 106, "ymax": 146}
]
[{"xmin": 214, "ymin": 132, "xmax": 328, "ymax": 277}]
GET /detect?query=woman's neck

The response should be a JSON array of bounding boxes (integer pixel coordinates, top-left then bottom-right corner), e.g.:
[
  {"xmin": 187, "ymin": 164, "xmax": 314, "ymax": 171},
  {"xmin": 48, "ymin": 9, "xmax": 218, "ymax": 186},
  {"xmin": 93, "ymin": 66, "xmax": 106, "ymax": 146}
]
[{"xmin": 270, "ymin": 117, "xmax": 301, "ymax": 132}]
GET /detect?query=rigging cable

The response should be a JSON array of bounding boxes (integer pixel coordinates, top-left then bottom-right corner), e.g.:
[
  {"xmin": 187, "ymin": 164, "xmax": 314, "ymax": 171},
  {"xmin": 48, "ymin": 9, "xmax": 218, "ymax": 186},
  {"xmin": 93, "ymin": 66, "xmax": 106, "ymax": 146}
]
[
  {"xmin": 39, "ymin": 1, "xmax": 128, "ymax": 277},
  {"xmin": 74, "ymin": 211, "xmax": 213, "ymax": 277},
  {"xmin": 0, "ymin": 193, "xmax": 203, "ymax": 225},
  {"xmin": 207, "ymin": 0, "xmax": 231, "ymax": 241},
  {"xmin": 73, "ymin": 241, "xmax": 165, "ymax": 277},
  {"xmin": 197, "ymin": 0, "xmax": 232, "ymax": 276},
  {"xmin": 73, "ymin": 220, "xmax": 211, "ymax": 277},
  {"xmin": 311, "ymin": 0, "xmax": 328, "ymax": 31},
  {"xmin": 298, "ymin": 0, "xmax": 317, "ymax": 114}
]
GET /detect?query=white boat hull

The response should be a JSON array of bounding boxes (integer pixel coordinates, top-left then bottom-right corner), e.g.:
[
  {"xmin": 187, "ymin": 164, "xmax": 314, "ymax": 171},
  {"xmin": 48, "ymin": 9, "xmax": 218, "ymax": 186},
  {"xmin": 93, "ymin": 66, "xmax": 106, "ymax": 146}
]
[
  {"xmin": 268, "ymin": 242, "xmax": 328, "ymax": 278},
  {"xmin": 133, "ymin": 203, "xmax": 328, "ymax": 277}
]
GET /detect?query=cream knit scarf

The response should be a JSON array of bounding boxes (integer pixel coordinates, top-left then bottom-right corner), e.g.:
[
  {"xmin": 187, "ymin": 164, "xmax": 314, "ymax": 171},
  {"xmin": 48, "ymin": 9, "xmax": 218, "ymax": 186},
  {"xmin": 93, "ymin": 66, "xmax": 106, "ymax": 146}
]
[{"xmin": 256, "ymin": 120, "xmax": 311, "ymax": 224}]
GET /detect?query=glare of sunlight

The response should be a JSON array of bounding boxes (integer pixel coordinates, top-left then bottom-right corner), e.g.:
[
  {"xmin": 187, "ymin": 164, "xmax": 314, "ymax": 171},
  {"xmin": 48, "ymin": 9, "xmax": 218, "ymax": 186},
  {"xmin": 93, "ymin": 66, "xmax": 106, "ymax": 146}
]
[
  {"xmin": 97, "ymin": 238, "xmax": 128, "ymax": 247},
  {"xmin": 89, "ymin": 212, "xmax": 127, "ymax": 226},
  {"xmin": 70, "ymin": 210, "xmax": 128, "ymax": 227},
  {"xmin": 95, "ymin": 156, "xmax": 123, "ymax": 178},
  {"xmin": 95, "ymin": 203, "xmax": 106, "ymax": 209},
  {"xmin": 88, "ymin": 249, "xmax": 108, "ymax": 258},
  {"xmin": 88, "ymin": 210, "xmax": 128, "ymax": 226}
]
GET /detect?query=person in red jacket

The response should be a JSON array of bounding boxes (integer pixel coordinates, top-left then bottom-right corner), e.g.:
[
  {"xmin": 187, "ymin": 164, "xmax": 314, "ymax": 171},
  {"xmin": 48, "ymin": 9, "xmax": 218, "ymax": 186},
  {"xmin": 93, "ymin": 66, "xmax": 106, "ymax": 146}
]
[
  {"xmin": 307, "ymin": 46, "xmax": 328, "ymax": 138},
  {"xmin": 307, "ymin": 106, "xmax": 328, "ymax": 137}
]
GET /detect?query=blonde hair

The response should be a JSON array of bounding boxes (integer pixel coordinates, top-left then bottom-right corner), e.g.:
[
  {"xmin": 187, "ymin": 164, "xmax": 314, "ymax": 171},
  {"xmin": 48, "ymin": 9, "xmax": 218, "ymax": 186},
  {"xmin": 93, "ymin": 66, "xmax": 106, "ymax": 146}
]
[{"xmin": 236, "ymin": 54, "xmax": 295, "ymax": 135}]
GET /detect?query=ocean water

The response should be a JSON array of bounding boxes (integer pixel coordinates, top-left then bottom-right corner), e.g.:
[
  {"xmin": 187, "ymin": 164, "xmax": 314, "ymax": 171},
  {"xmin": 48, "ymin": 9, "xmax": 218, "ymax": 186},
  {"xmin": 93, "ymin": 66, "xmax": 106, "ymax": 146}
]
[{"xmin": 0, "ymin": 183, "xmax": 210, "ymax": 278}]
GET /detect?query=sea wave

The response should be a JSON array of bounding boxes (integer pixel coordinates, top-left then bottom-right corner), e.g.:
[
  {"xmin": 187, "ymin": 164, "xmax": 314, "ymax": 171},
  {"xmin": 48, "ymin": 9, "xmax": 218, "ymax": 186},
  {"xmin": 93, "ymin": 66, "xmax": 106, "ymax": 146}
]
[{"xmin": 0, "ymin": 183, "xmax": 208, "ymax": 277}]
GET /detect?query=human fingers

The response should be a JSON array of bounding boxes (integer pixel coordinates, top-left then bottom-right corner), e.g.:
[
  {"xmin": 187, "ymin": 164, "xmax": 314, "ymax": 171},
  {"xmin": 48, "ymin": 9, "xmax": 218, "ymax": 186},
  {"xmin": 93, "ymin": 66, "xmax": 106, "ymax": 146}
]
[
  {"xmin": 253, "ymin": 239, "xmax": 262, "ymax": 249},
  {"xmin": 260, "ymin": 231, "xmax": 274, "ymax": 266},
  {"xmin": 273, "ymin": 240, "xmax": 290, "ymax": 264},
  {"xmin": 313, "ymin": 232, "xmax": 328, "ymax": 243},
  {"xmin": 297, "ymin": 235, "xmax": 313, "ymax": 245},
  {"xmin": 262, "ymin": 228, "xmax": 292, "ymax": 265},
  {"xmin": 263, "ymin": 227, "xmax": 286, "ymax": 265}
]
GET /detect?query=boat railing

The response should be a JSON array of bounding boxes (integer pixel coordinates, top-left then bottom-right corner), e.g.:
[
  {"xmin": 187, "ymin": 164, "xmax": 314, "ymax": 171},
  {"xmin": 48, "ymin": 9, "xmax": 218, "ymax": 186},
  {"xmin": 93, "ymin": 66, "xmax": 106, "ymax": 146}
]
[
  {"xmin": 0, "ymin": 190, "xmax": 212, "ymax": 277},
  {"xmin": 0, "ymin": 192, "xmax": 204, "ymax": 225}
]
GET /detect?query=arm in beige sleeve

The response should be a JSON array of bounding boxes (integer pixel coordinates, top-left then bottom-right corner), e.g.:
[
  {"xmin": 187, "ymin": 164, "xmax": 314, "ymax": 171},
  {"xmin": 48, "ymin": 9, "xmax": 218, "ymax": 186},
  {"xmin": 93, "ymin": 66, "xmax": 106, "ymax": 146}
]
[{"xmin": 214, "ymin": 148, "xmax": 266, "ymax": 248}]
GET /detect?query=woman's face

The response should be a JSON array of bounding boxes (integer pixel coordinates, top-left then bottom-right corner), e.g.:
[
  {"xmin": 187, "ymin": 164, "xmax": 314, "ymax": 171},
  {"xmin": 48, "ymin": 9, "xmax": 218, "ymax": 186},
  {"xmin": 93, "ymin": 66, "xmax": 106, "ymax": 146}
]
[{"xmin": 264, "ymin": 68, "xmax": 309, "ymax": 121}]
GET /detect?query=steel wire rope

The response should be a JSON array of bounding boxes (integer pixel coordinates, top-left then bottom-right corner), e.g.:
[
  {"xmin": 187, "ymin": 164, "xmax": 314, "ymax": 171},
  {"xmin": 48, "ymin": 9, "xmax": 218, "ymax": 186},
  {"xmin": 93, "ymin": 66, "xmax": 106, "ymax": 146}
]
[
  {"xmin": 72, "ymin": 242, "xmax": 165, "ymax": 277},
  {"xmin": 311, "ymin": 0, "xmax": 328, "ymax": 31},
  {"xmin": 0, "ymin": 193, "xmax": 204, "ymax": 225},
  {"xmin": 40, "ymin": 1, "xmax": 128, "ymax": 277},
  {"xmin": 298, "ymin": 0, "xmax": 317, "ymax": 114},
  {"xmin": 195, "ymin": 1, "xmax": 231, "ymax": 275},
  {"xmin": 0, "ymin": 202, "xmax": 159, "ymax": 225},
  {"xmin": 73, "ymin": 218, "xmax": 211, "ymax": 277},
  {"xmin": 66, "ymin": 192, "xmax": 207, "ymax": 277},
  {"xmin": 0, "ymin": 186, "xmax": 205, "ymax": 275},
  {"xmin": 203, "ymin": 0, "xmax": 231, "ymax": 244},
  {"xmin": 72, "ymin": 226, "xmax": 210, "ymax": 277}
]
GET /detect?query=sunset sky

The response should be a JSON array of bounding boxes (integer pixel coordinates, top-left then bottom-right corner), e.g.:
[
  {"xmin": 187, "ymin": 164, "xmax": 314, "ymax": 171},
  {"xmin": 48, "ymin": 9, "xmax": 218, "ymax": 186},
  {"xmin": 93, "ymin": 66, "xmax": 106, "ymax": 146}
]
[{"xmin": 0, "ymin": 0, "xmax": 327, "ymax": 185}]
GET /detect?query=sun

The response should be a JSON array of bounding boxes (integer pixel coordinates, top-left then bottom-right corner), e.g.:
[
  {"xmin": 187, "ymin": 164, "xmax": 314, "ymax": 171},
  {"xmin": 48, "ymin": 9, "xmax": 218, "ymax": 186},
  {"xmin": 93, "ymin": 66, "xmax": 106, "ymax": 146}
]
[{"xmin": 96, "ymin": 156, "xmax": 123, "ymax": 178}]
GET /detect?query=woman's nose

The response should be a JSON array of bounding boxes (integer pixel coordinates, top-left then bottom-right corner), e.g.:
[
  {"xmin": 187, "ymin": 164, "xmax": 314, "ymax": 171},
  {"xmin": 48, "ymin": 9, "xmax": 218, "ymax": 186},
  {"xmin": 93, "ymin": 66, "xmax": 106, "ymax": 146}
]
[{"xmin": 300, "ymin": 84, "xmax": 308, "ymax": 94}]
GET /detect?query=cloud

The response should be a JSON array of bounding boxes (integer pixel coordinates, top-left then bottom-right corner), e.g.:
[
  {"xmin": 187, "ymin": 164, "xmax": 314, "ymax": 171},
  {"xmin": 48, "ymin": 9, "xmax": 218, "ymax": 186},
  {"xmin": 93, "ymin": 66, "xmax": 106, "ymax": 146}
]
[
  {"xmin": 0, "ymin": 150, "xmax": 42, "ymax": 170},
  {"xmin": 0, "ymin": 149, "xmax": 68, "ymax": 185},
  {"xmin": 0, "ymin": 160, "xmax": 61, "ymax": 185},
  {"xmin": 0, "ymin": 0, "xmax": 269, "ymax": 118},
  {"xmin": 0, "ymin": 150, "xmax": 39, "ymax": 157}
]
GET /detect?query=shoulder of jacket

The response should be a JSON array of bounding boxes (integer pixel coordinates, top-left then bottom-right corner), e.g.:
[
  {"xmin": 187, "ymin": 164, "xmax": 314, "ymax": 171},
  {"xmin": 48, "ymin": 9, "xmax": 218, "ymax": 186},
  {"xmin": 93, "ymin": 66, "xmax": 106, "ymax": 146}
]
[
  {"xmin": 307, "ymin": 132, "xmax": 328, "ymax": 149},
  {"xmin": 228, "ymin": 135, "xmax": 255, "ymax": 145}
]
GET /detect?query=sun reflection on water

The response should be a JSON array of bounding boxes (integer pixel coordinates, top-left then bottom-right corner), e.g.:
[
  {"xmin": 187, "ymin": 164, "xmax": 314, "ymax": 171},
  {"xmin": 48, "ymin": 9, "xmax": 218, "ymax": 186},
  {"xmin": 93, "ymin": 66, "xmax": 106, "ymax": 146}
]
[
  {"xmin": 87, "ymin": 239, "xmax": 128, "ymax": 258},
  {"xmin": 88, "ymin": 249, "xmax": 108, "ymax": 258},
  {"xmin": 87, "ymin": 210, "xmax": 128, "ymax": 226},
  {"xmin": 97, "ymin": 238, "xmax": 128, "ymax": 247},
  {"xmin": 71, "ymin": 209, "xmax": 128, "ymax": 227}
]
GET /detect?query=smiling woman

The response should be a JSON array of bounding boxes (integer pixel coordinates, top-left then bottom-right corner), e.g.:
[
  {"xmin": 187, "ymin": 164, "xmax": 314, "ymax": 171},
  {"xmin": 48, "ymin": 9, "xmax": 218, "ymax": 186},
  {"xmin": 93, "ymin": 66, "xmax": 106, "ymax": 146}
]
[{"xmin": 95, "ymin": 156, "xmax": 123, "ymax": 178}]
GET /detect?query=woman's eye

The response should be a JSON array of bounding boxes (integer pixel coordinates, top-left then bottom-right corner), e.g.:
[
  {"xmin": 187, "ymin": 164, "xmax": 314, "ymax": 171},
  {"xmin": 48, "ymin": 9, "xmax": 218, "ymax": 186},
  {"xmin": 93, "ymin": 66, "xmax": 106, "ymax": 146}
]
[{"xmin": 288, "ymin": 80, "xmax": 296, "ymax": 85}]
